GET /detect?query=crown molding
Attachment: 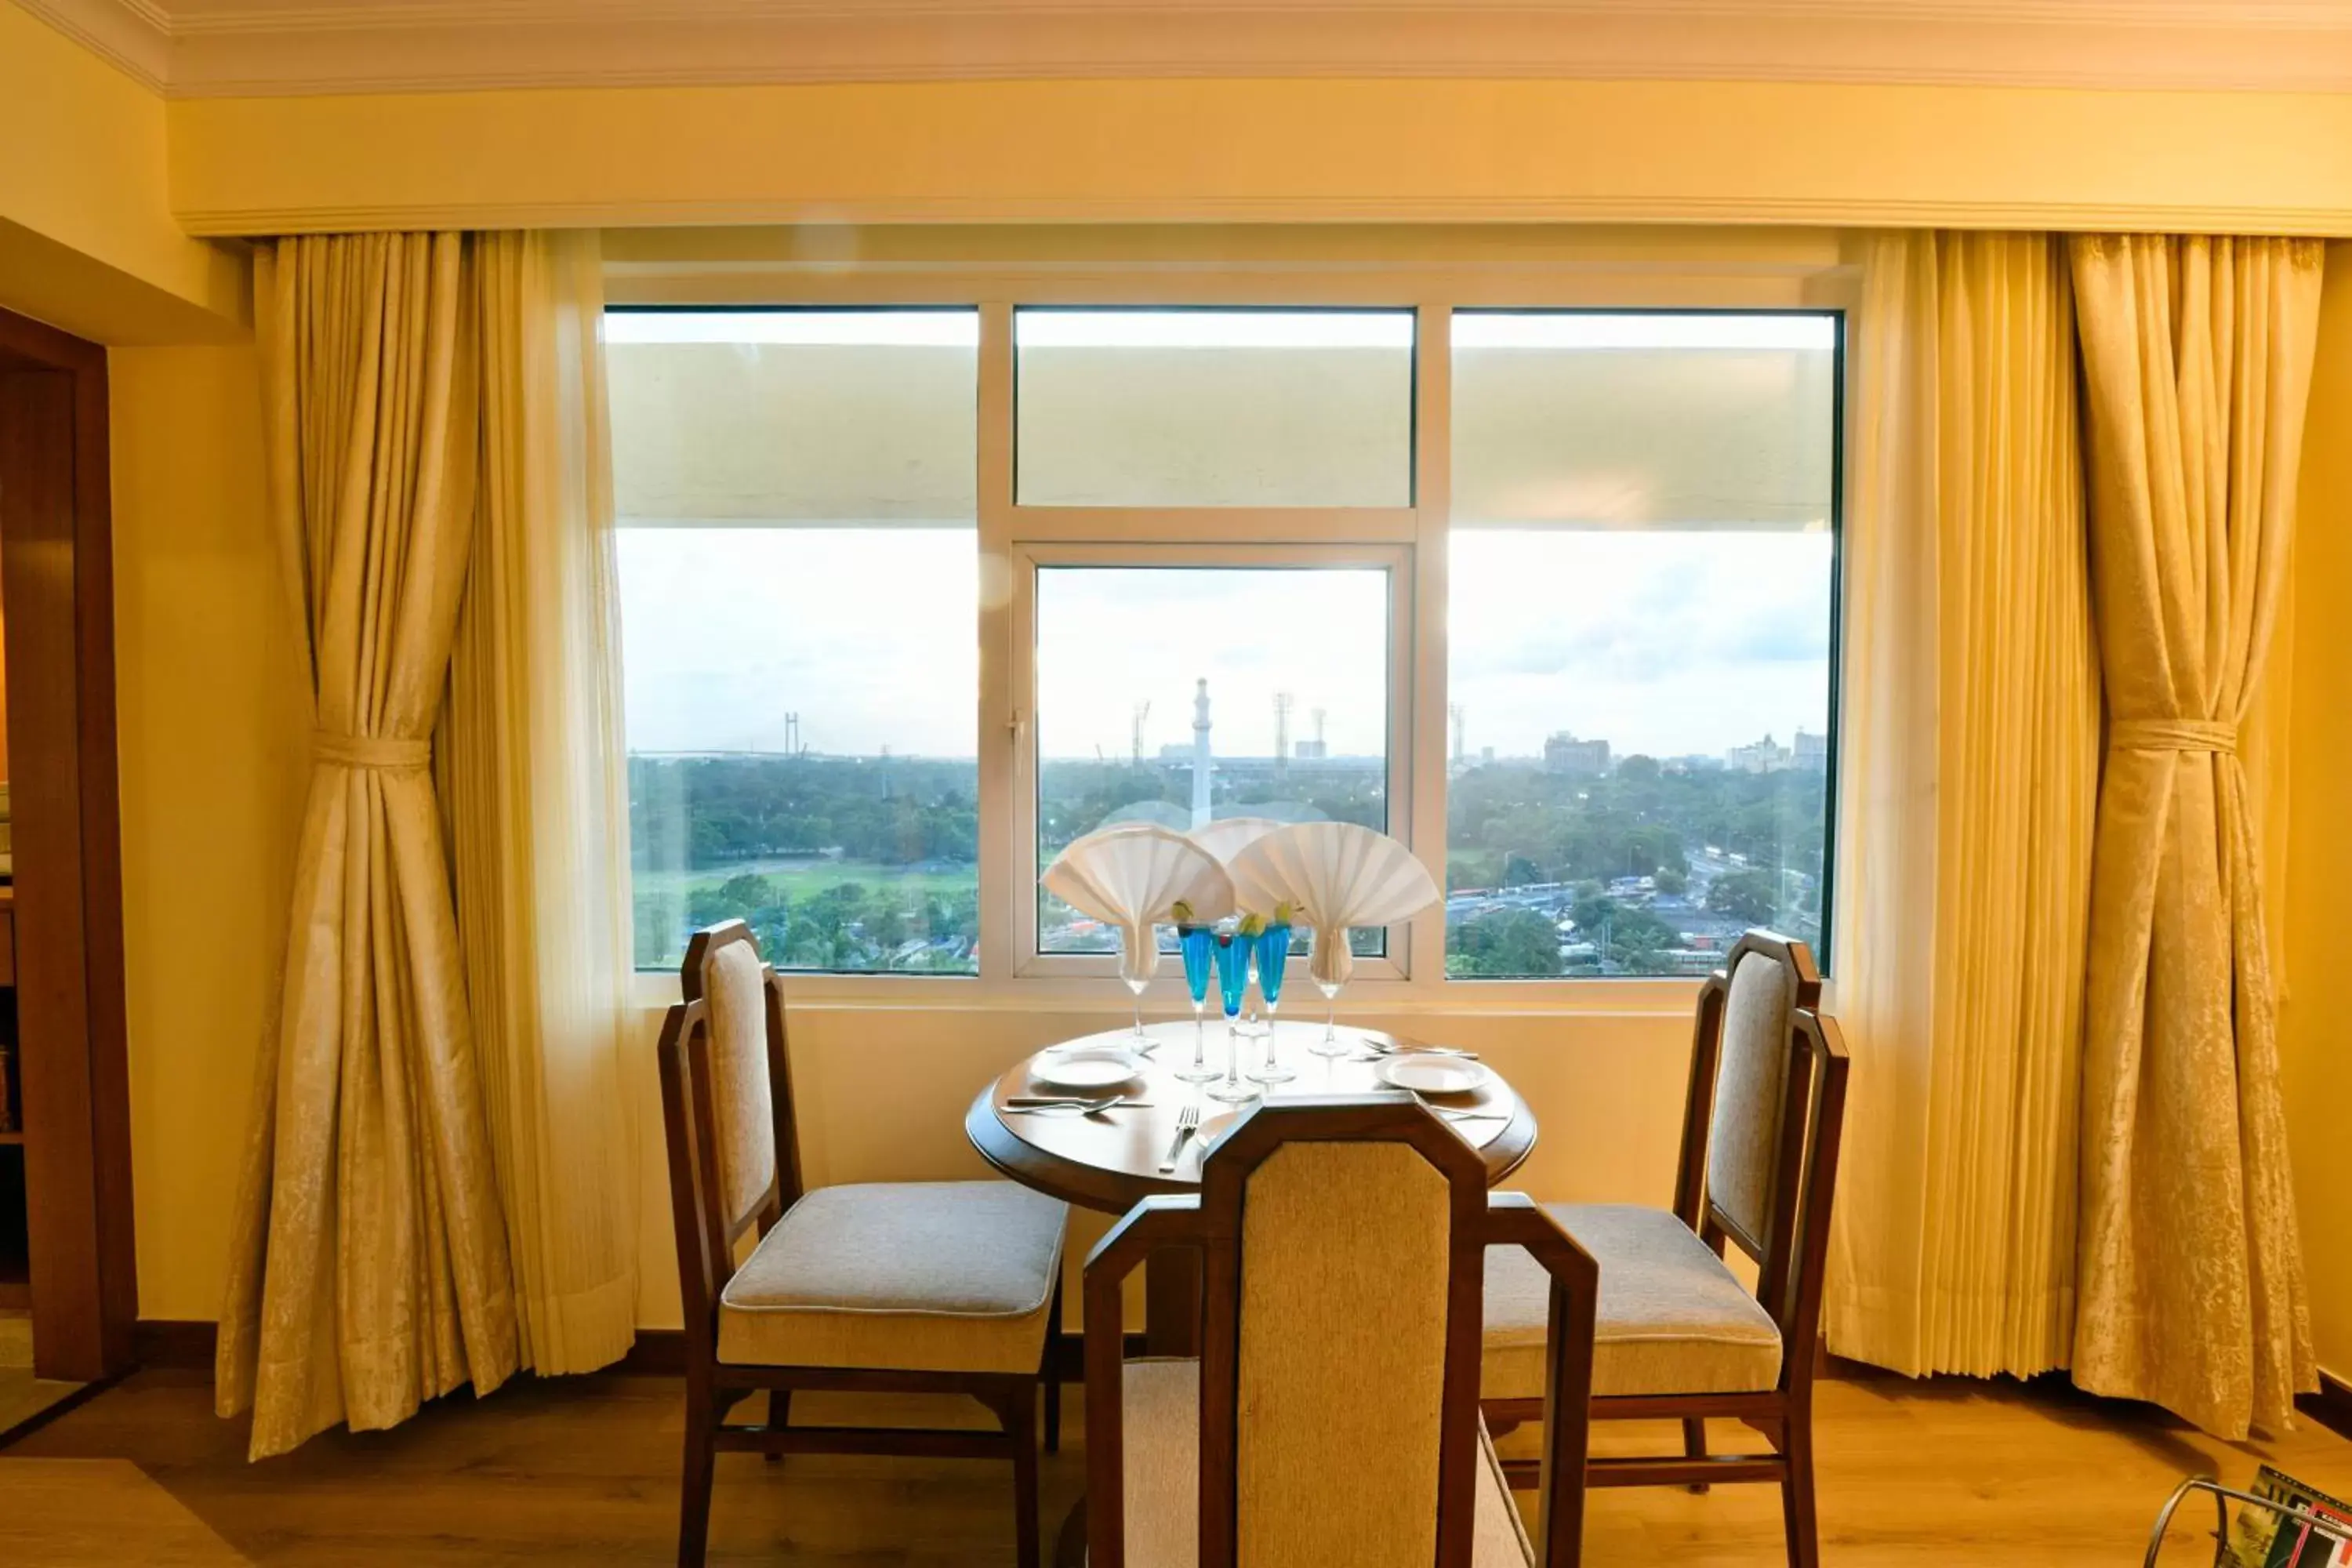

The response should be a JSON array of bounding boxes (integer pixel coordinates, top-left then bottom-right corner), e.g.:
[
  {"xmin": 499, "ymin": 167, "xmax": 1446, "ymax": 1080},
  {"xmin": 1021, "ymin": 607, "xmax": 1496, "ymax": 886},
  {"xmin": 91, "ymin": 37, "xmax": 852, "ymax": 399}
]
[
  {"xmin": 12, "ymin": 0, "xmax": 172, "ymax": 90},
  {"xmin": 169, "ymin": 194, "xmax": 2352, "ymax": 244},
  {"xmin": 17, "ymin": 0, "xmax": 2352, "ymax": 99}
]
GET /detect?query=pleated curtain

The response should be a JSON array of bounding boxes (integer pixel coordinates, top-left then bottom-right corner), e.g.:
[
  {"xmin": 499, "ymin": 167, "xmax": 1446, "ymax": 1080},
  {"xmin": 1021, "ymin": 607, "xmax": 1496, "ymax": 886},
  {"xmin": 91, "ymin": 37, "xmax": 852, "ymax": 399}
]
[
  {"xmin": 2069, "ymin": 234, "xmax": 2323, "ymax": 1439},
  {"xmin": 217, "ymin": 233, "xmax": 521, "ymax": 1460},
  {"xmin": 1826, "ymin": 232, "xmax": 2101, "ymax": 1377},
  {"xmin": 441, "ymin": 231, "xmax": 640, "ymax": 1376}
]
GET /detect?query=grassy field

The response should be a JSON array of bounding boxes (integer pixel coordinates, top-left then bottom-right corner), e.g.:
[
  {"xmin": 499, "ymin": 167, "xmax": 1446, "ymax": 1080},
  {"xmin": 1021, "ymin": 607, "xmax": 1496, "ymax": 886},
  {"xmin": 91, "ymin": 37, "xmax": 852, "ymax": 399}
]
[{"xmin": 633, "ymin": 858, "xmax": 978, "ymax": 903}]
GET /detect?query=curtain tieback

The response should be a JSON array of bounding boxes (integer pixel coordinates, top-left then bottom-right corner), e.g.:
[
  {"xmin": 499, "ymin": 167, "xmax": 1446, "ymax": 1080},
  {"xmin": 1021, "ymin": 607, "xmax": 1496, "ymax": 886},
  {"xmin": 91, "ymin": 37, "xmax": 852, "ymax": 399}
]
[
  {"xmin": 313, "ymin": 731, "xmax": 431, "ymax": 771},
  {"xmin": 2110, "ymin": 717, "xmax": 2238, "ymax": 756}
]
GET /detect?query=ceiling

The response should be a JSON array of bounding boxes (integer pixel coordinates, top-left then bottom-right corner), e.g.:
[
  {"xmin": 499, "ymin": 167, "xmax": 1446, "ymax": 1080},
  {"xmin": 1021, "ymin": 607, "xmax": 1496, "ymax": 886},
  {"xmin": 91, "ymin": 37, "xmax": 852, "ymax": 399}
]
[{"xmin": 19, "ymin": 0, "xmax": 2352, "ymax": 99}]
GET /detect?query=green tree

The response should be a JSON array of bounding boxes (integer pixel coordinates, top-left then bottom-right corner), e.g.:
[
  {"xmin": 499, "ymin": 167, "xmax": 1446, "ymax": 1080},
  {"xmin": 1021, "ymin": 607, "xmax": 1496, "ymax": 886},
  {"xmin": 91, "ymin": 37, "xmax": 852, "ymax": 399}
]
[
  {"xmin": 1711, "ymin": 867, "xmax": 1780, "ymax": 924},
  {"xmin": 1450, "ymin": 909, "xmax": 1563, "ymax": 977}
]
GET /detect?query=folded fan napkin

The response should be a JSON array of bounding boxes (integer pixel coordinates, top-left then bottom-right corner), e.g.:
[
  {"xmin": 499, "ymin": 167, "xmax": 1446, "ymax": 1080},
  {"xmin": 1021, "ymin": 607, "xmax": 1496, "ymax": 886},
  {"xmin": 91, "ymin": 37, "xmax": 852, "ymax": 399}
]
[
  {"xmin": 1227, "ymin": 822, "xmax": 1440, "ymax": 989},
  {"xmin": 1042, "ymin": 824, "xmax": 1236, "ymax": 985},
  {"xmin": 1187, "ymin": 815, "xmax": 1284, "ymax": 873}
]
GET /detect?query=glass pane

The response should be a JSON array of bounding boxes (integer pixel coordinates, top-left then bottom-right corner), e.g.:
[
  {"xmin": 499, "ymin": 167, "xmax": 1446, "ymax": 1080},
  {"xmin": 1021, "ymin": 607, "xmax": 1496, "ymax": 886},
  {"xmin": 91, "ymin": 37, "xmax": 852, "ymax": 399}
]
[
  {"xmin": 1446, "ymin": 313, "xmax": 1838, "ymax": 979},
  {"xmin": 1452, "ymin": 312, "xmax": 1835, "ymax": 529},
  {"xmin": 1034, "ymin": 565, "xmax": 1391, "ymax": 960},
  {"xmin": 612, "ymin": 310, "xmax": 980, "ymax": 974},
  {"xmin": 1015, "ymin": 310, "xmax": 1414, "ymax": 507},
  {"xmin": 609, "ymin": 309, "xmax": 977, "ymax": 525}
]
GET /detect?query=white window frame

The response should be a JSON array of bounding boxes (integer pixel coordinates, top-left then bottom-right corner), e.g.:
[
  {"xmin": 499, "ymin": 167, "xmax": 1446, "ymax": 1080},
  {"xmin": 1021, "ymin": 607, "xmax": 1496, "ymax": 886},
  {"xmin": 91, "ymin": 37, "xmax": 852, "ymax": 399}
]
[
  {"xmin": 1008, "ymin": 538, "xmax": 1418, "ymax": 983},
  {"xmin": 611, "ymin": 251, "xmax": 1854, "ymax": 1015}
]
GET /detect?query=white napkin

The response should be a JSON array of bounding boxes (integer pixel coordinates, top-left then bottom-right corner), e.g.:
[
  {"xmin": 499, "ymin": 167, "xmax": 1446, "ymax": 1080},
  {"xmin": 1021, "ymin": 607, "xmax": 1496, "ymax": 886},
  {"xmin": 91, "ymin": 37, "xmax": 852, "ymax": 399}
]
[
  {"xmin": 1187, "ymin": 816, "xmax": 1284, "ymax": 876},
  {"xmin": 1227, "ymin": 822, "xmax": 1439, "ymax": 989},
  {"xmin": 1043, "ymin": 825, "xmax": 1236, "ymax": 985}
]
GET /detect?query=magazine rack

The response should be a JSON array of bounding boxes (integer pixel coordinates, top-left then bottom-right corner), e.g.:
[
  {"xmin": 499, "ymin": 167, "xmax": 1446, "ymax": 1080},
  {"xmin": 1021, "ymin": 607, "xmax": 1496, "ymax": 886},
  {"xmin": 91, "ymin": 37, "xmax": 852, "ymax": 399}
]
[{"xmin": 2147, "ymin": 1477, "xmax": 2352, "ymax": 1566}]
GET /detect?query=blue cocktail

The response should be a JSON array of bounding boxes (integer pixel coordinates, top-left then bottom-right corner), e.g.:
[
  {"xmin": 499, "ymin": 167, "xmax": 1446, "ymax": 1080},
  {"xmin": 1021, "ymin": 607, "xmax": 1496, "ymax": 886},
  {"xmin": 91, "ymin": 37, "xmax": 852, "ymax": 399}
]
[
  {"xmin": 1246, "ymin": 922, "xmax": 1295, "ymax": 1084},
  {"xmin": 1174, "ymin": 925, "xmax": 1219, "ymax": 1083},
  {"xmin": 1207, "ymin": 931, "xmax": 1258, "ymax": 1105}
]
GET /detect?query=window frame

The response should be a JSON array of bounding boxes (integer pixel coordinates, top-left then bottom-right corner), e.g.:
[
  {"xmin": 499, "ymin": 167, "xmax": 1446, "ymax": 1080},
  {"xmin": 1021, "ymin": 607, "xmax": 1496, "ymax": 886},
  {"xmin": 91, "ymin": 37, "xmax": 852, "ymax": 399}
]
[
  {"xmin": 1009, "ymin": 539, "xmax": 1418, "ymax": 983},
  {"xmin": 609, "ymin": 262, "xmax": 1853, "ymax": 1014}
]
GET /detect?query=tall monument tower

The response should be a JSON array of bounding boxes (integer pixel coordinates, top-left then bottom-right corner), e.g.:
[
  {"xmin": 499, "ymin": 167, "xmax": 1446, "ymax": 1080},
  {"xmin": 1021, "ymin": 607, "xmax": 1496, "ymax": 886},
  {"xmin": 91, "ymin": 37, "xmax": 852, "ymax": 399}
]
[{"xmin": 1190, "ymin": 677, "xmax": 1214, "ymax": 826}]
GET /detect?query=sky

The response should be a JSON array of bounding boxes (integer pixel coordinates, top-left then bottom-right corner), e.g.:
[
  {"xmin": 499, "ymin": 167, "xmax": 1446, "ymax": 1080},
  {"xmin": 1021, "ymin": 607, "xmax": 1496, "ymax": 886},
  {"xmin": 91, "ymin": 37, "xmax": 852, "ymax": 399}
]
[
  {"xmin": 611, "ymin": 307, "xmax": 1836, "ymax": 765},
  {"xmin": 615, "ymin": 527, "xmax": 1832, "ymax": 762}
]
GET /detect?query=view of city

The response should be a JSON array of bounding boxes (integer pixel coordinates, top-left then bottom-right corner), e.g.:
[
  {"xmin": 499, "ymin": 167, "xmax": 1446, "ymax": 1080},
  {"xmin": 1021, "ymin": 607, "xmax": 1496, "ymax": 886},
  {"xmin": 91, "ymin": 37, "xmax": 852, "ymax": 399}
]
[{"xmin": 626, "ymin": 716, "xmax": 1828, "ymax": 978}]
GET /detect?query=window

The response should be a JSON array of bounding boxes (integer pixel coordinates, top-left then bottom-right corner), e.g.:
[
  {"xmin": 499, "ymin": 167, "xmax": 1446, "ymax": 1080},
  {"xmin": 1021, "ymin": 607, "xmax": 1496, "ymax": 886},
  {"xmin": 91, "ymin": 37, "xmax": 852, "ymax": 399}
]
[
  {"xmin": 1444, "ymin": 312, "xmax": 1841, "ymax": 978},
  {"xmin": 611, "ymin": 309, "xmax": 982, "ymax": 973},
  {"xmin": 1030, "ymin": 559, "xmax": 1395, "ymax": 962},
  {"xmin": 1014, "ymin": 309, "xmax": 1414, "ymax": 506},
  {"xmin": 608, "ymin": 284, "xmax": 1846, "ymax": 994}
]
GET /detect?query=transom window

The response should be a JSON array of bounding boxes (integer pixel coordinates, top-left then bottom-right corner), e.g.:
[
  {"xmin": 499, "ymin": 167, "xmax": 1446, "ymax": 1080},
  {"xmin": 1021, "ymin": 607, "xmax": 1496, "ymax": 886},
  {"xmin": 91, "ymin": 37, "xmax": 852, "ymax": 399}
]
[{"xmin": 609, "ymin": 299, "xmax": 1843, "ymax": 985}]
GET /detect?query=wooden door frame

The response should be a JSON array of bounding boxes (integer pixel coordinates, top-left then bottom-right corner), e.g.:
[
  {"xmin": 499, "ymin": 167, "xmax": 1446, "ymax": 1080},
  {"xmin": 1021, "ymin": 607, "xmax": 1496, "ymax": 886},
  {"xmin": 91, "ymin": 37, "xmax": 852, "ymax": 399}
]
[{"xmin": 0, "ymin": 305, "xmax": 136, "ymax": 1382}]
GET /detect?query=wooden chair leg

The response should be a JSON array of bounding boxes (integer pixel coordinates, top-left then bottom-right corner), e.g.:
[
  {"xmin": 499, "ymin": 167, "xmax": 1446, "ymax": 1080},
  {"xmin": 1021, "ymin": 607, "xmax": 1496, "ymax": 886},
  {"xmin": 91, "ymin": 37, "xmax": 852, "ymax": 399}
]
[
  {"xmin": 1007, "ymin": 1388, "xmax": 1043, "ymax": 1568},
  {"xmin": 1044, "ymin": 1273, "xmax": 1065, "ymax": 1455},
  {"xmin": 678, "ymin": 1391, "xmax": 717, "ymax": 1568},
  {"xmin": 1682, "ymin": 1415, "xmax": 1711, "ymax": 1494},
  {"xmin": 764, "ymin": 1389, "xmax": 790, "ymax": 1463},
  {"xmin": 1779, "ymin": 1410, "xmax": 1820, "ymax": 1568}
]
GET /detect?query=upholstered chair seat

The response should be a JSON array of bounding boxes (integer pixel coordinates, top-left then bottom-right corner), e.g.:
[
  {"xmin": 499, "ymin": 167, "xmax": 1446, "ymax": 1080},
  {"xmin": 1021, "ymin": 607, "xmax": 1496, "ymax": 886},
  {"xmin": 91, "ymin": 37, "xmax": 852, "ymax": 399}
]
[
  {"xmin": 1480, "ymin": 1203, "xmax": 1783, "ymax": 1399},
  {"xmin": 718, "ymin": 1179, "xmax": 1066, "ymax": 1374}
]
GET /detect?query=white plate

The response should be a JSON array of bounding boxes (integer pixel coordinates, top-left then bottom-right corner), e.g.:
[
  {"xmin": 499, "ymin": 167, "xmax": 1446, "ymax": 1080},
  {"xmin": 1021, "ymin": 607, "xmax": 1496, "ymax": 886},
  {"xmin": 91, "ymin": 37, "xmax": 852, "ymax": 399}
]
[
  {"xmin": 1029, "ymin": 1047, "xmax": 1145, "ymax": 1093},
  {"xmin": 1196, "ymin": 1109, "xmax": 1243, "ymax": 1150},
  {"xmin": 1376, "ymin": 1054, "xmax": 1492, "ymax": 1097}
]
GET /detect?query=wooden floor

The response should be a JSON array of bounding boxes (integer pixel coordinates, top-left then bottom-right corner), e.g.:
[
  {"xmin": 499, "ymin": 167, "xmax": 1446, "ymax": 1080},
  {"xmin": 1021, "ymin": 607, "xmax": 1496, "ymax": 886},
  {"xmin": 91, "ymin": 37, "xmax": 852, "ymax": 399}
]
[
  {"xmin": 2, "ymin": 1364, "xmax": 2347, "ymax": 1565},
  {"xmin": 0, "ymin": 1310, "xmax": 82, "ymax": 1443}
]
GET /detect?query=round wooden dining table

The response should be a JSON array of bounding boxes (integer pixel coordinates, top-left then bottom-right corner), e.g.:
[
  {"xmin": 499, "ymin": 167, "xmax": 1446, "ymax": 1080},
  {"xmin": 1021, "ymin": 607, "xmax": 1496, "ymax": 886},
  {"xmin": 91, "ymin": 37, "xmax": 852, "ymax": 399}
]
[{"xmin": 965, "ymin": 1018, "xmax": 1538, "ymax": 1355}]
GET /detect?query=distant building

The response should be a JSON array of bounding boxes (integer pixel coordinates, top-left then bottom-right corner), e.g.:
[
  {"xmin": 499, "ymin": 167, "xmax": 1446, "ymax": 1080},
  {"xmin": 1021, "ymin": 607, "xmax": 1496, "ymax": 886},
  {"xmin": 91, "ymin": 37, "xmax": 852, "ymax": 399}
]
[
  {"xmin": 1544, "ymin": 731, "xmax": 1611, "ymax": 776},
  {"xmin": 1726, "ymin": 733, "xmax": 1792, "ymax": 773},
  {"xmin": 1292, "ymin": 739, "xmax": 1328, "ymax": 760},
  {"xmin": 1665, "ymin": 753, "xmax": 1725, "ymax": 775},
  {"xmin": 1793, "ymin": 728, "xmax": 1829, "ymax": 772}
]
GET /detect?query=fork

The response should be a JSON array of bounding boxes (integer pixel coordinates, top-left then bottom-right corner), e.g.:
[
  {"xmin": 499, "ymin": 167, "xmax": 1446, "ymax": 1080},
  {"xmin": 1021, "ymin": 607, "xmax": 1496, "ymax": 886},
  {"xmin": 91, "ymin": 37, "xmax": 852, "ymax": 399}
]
[
  {"xmin": 1003, "ymin": 1095, "xmax": 1149, "ymax": 1116},
  {"xmin": 1158, "ymin": 1104, "xmax": 1203, "ymax": 1173},
  {"xmin": 1361, "ymin": 1041, "xmax": 1480, "ymax": 1061}
]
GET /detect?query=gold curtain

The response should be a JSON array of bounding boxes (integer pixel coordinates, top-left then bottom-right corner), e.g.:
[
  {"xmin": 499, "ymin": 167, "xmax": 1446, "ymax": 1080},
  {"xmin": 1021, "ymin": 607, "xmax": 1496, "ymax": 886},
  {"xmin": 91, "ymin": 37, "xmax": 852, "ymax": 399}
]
[
  {"xmin": 216, "ymin": 232, "xmax": 520, "ymax": 1460},
  {"xmin": 441, "ymin": 231, "xmax": 640, "ymax": 1375},
  {"xmin": 1827, "ymin": 232, "xmax": 2100, "ymax": 1377},
  {"xmin": 2071, "ymin": 234, "xmax": 2322, "ymax": 1439}
]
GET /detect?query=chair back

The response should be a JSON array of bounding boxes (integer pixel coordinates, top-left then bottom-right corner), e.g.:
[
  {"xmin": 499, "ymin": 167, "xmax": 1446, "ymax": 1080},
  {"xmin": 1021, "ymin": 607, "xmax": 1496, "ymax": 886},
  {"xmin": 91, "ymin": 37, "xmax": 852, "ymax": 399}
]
[
  {"xmin": 1671, "ymin": 930, "xmax": 1849, "ymax": 1379},
  {"xmin": 656, "ymin": 921, "xmax": 801, "ymax": 1366},
  {"xmin": 1084, "ymin": 1095, "xmax": 1599, "ymax": 1568}
]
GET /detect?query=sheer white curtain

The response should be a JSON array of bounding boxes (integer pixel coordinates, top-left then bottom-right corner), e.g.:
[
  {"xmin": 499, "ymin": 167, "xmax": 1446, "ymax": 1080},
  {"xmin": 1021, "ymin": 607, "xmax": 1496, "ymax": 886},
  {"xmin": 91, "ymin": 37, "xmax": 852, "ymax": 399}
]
[
  {"xmin": 1826, "ymin": 232, "xmax": 2100, "ymax": 1377},
  {"xmin": 442, "ymin": 230, "xmax": 639, "ymax": 1374}
]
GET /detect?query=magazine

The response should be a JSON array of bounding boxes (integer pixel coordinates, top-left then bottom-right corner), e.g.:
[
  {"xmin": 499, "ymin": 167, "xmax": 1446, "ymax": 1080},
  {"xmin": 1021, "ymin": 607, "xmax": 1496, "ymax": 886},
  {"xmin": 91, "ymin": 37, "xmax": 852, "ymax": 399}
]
[{"xmin": 2224, "ymin": 1465, "xmax": 2352, "ymax": 1568}]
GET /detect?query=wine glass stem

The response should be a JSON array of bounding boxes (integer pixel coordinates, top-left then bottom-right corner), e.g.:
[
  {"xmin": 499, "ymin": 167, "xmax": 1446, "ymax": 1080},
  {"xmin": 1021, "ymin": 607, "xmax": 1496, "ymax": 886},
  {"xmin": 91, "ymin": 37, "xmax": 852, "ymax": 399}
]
[{"xmin": 1193, "ymin": 1005, "xmax": 1206, "ymax": 1068}]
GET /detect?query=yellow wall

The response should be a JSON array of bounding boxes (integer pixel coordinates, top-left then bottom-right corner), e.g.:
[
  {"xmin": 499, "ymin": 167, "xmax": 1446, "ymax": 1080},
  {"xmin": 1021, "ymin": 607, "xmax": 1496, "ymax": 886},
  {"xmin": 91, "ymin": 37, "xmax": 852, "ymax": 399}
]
[
  {"xmin": 108, "ymin": 345, "xmax": 310, "ymax": 1320},
  {"xmin": 173, "ymin": 77, "xmax": 2352, "ymax": 238},
  {"xmin": 0, "ymin": 4, "xmax": 245, "ymax": 342},
  {"xmin": 2283, "ymin": 244, "xmax": 2352, "ymax": 1388}
]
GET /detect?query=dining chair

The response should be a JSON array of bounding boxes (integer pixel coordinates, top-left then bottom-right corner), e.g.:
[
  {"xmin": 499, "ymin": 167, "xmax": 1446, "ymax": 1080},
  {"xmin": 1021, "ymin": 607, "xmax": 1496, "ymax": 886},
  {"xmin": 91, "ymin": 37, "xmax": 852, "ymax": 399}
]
[
  {"xmin": 656, "ymin": 920, "xmax": 1069, "ymax": 1568},
  {"xmin": 1065, "ymin": 1093, "xmax": 1599, "ymax": 1568},
  {"xmin": 1479, "ymin": 931, "xmax": 1850, "ymax": 1568}
]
